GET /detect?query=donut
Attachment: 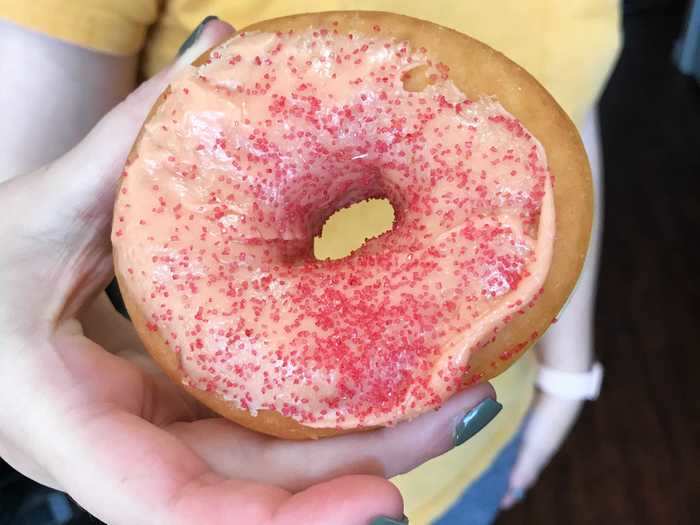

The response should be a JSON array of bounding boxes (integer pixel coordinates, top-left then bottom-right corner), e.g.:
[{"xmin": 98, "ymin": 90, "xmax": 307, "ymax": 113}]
[{"xmin": 112, "ymin": 11, "xmax": 592, "ymax": 439}]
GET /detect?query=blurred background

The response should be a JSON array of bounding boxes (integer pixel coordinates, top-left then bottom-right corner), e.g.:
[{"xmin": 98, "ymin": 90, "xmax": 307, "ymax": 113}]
[
  {"xmin": 500, "ymin": 0, "xmax": 699, "ymax": 523},
  {"xmin": 1, "ymin": 0, "xmax": 698, "ymax": 523}
]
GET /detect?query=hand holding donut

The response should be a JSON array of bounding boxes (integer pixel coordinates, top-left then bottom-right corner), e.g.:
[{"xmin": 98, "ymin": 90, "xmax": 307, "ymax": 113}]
[
  {"xmin": 0, "ymin": 18, "xmax": 501, "ymax": 525},
  {"xmin": 114, "ymin": 12, "xmax": 590, "ymax": 440}
]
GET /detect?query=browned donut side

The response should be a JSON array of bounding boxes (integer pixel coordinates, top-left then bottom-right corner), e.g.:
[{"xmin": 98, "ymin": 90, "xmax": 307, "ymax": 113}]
[{"xmin": 114, "ymin": 11, "xmax": 592, "ymax": 439}]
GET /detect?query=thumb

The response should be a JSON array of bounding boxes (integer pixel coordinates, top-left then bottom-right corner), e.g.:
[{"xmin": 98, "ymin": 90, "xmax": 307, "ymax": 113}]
[
  {"xmin": 170, "ymin": 383, "xmax": 503, "ymax": 493},
  {"xmin": 0, "ymin": 18, "xmax": 235, "ymax": 325},
  {"xmin": 41, "ymin": 17, "xmax": 236, "ymax": 214}
]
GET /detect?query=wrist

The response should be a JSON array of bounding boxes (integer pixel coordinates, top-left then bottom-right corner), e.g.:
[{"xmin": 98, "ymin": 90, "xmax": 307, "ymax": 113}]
[{"xmin": 539, "ymin": 355, "xmax": 594, "ymax": 374}]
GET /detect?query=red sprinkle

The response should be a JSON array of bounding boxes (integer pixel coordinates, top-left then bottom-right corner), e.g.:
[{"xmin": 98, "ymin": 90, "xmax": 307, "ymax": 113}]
[{"xmin": 113, "ymin": 29, "xmax": 551, "ymax": 428}]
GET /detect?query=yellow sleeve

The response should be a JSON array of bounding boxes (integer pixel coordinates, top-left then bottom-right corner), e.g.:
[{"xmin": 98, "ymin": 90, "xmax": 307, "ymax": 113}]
[
  {"xmin": 0, "ymin": 0, "xmax": 159, "ymax": 55},
  {"xmin": 144, "ymin": 0, "xmax": 620, "ymax": 127}
]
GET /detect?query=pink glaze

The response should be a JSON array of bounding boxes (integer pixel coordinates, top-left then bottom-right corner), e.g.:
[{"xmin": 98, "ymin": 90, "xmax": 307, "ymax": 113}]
[{"xmin": 112, "ymin": 28, "xmax": 555, "ymax": 429}]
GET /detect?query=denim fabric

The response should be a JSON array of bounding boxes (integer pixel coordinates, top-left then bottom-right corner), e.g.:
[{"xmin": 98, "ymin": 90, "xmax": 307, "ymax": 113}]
[
  {"xmin": 433, "ymin": 429, "xmax": 524, "ymax": 525},
  {"xmin": 674, "ymin": 0, "xmax": 700, "ymax": 80}
]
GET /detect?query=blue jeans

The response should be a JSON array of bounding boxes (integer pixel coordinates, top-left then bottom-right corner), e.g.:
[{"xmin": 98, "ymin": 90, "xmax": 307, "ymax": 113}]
[{"xmin": 433, "ymin": 429, "xmax": 524, "ymax": 525}]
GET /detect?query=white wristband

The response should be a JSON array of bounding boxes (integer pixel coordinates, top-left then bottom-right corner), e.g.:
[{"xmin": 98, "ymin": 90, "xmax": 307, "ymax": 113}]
[{"xmin": 536, "ymin": 361, "xmax": 603, "ymax": 401}]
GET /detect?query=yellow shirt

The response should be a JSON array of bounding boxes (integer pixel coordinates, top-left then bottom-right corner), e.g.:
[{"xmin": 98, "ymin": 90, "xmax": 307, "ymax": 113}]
[{"xmin": 0, "ymin": 1, "xmax": 620, "ymax": 522}]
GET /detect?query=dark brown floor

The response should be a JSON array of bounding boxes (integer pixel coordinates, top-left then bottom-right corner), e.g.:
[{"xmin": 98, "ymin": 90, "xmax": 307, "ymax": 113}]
[{"xmin": 498, "ymin": 3, "xmax": 700, "ymax": 525}]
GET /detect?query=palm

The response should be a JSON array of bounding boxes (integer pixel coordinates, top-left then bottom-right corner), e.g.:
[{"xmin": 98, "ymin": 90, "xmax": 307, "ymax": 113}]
[
  {"xmin": 34, "ymin": 308, "xmax": 429, "ymax": 525},
  {"xmin": 40, "ymin": 319, "xmax": 374, "ymax": 525},
  {"xmin": 70, "ymin": 304, "xmax": 205, "ymax": 423},
  {"xmin": 2, "ymin": 228, "xmax": 407, "ymax": 524}
]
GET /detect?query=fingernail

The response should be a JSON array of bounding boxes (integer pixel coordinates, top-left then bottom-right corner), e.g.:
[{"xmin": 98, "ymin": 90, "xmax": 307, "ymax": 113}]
[
  {"xmin": 177, "ymin": 16, "xmax": 219, "ymax": 56},
  {"xmin": 370, "ymin": 515, "xmax": 409, "ymax": 525},
  {"xmin": 511, "ymin": 487, "xmax": 525, "ymax": 503},
  {"xmin": 454, "ymin": 398, "xmax": 502, "ymax": 446}
]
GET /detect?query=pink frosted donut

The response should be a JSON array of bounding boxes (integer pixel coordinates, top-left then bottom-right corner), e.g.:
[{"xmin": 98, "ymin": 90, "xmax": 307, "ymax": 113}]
[{"xmin": 113, "ymin": 12, "xmax": 592, "ymax": 439}]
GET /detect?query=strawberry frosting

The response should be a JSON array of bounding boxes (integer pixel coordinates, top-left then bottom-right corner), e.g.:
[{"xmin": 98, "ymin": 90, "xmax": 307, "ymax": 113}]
[{"xmin": 113, "ymin": 26, "xmax": 555, "ymax": 429}]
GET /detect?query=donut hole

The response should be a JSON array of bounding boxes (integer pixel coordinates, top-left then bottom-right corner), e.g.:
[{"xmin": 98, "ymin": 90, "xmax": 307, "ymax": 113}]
[
  {"xmin": 401, "ymin": 64, "xmax": 431, "ymax": 92},
  {"xmin": 314, "ymin": 198, "xmax": 395, "ymax": 260}
]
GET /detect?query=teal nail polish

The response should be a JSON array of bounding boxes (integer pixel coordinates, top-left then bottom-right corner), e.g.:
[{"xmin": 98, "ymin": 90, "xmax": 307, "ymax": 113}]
[
  {"xmin": 454, "ymin": 398, "xmax": 502, "ymax": 446},
  {"xmin": 370, "ymin": 515, "xmax": 408, "ymax": 525},
  {"xmin": 177, "ymin": 16, "xmax": 219, "ymax": 56}
]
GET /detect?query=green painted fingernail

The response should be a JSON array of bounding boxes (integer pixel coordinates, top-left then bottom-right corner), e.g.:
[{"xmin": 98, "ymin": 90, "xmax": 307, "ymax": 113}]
[
  {"xmin": 454, "ymin": 398, "xmax": 502, "ymax": 446},
  {"xmin": 177, "ymin": 15, "xmax": 218, "ymax": 56},
  {"xmin": 370, "ymin": 515, "xmax": 408, "ymax": 525}
]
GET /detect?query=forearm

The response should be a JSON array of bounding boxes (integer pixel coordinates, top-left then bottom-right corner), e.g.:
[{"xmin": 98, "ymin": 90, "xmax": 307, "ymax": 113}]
[
  {"xmin": 0, "ymin": 19, "xmax": 137, "ymax": 180},
  {"xmin": 538, "ymin": 109, "xmax": 603, "ymax": 372}
]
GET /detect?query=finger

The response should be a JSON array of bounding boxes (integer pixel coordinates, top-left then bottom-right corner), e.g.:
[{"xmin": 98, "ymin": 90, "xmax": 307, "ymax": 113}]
[
  {"xmin": 4, "ymin": 18, "xmax": 233, "ymax": 232},
  {"xmin": 38, "ymin": 405, "xmax": 402, "ymax": 525},
  {"xmin": 5, "ymin": 17, "xmax": 234, "ymax": 228},
  {"xmin": 11, "ymin": 330, "xmax": 402, "ymax": 525},
  {"xmin": 49, "ymin": 330, "xmax": 202, "ymax": 426},
  {"xmin": 0, "ymin": 438, "xmax": 60, "ymax": 490},
  {"xmin": 500, "ymin": 488, "xmax": 525, "ymax": 510},
  {"xmin": 79, "ymin": 292, "xmax": 143, "ymax": 353},
  {"xmin": 500, "ymin": 441, "xmax": 545, "ymax": 509},
  {"xmin": 76, "ymin": 292, "xmax": 204, "ymax": 417},
  {"xmin": 43, "ymin": 18, "xmax": 236, "ymax": 210},
  {"xmin": 0, "ymin": 19, "xmax": 236, "ymax": 321},
  {"xmin": 169, "ymin": 383, "xmax": 501, "ymax": 491},
  {"xmin": 275, "ymin": 475, "xmax": 403, "ymax": 525}
]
